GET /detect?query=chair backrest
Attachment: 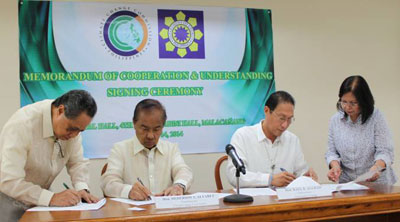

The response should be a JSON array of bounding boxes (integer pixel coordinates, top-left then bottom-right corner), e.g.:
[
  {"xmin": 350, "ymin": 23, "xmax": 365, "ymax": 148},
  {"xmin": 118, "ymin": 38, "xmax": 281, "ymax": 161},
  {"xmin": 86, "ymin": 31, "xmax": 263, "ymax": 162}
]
[
  {"xmin": 101, "ymin": 163, "xmax": 108, "ymax": 176},
  {"xmin": 214, "ymin": 155, "xmax": 228, "ymax": 190}
]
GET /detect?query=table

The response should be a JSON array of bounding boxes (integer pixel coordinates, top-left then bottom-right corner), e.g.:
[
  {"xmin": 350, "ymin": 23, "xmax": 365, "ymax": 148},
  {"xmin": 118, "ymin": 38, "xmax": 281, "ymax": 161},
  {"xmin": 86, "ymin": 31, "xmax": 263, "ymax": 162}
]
[{"xmin": 20, "ymin": 183, "xmax": 400, "ymax": 222}]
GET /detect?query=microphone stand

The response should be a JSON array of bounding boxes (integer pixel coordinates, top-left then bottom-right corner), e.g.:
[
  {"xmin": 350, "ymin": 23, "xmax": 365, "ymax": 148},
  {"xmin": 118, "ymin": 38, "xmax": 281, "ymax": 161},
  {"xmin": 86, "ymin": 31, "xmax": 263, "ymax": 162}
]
[{"xmin": 223, "ymin": 168, "xmax": 254, "ymax": 203}]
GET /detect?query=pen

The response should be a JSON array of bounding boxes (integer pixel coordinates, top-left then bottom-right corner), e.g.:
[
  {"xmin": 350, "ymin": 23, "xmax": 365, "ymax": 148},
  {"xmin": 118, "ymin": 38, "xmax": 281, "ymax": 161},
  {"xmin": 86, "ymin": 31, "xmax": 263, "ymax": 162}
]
[
  {"xmin": 280, "ymin": 167, "xmax": 298, "ymax": 177},
  {"xmin": 137, "ymin": 177, "xmax": 151, "ymax": 200},
  {"xmin": 137, "ymin": 177, "xmax": 145, "ymax": 186},
  {"xmin": 63, "ymin": 182, "xmax": 70, "ymax": 189},
  {"xmin": 63, "ymin": 182, "xmax": 87, "ymax": 203}
]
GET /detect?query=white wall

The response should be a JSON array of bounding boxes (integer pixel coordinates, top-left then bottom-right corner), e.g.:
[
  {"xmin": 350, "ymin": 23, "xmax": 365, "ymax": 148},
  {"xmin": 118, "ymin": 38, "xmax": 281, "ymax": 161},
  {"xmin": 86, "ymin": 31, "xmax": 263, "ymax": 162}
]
[{"xmin": 1, "ymin": 0, "xmax": 399, "ymax": 198}]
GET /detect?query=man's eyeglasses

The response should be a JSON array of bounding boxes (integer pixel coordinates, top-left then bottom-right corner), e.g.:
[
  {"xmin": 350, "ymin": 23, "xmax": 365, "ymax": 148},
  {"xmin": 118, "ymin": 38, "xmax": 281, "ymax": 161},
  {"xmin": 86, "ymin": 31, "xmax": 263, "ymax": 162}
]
[
  {"xmin": 54, "ymin": 139, "xmax": 64, "ymax": 158},
  {"xmin": 338, "ymin": 101, "xmax": 358, "ymax": 108},
  {"xmin": 271, "ymin": 111, "xmax": 295, "ymax": 124}
]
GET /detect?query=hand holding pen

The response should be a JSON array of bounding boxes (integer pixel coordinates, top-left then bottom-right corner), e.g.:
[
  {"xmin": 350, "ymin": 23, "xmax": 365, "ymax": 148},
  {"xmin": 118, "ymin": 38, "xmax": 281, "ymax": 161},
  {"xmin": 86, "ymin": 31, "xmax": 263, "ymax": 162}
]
[
  {"xmin": 128, "ymin": 178, "xmax": 152, "ymax": 201},
  {"xmin": 49, "ymin": 183, "xmax": 81, "ymax": 206},
  {"xmin": 62, "ymin": 183, "xmax": 99, "ymax": 204},
  {"xmin": 270, "ymin": 168, "xmax": 296, "ymax": 187}
]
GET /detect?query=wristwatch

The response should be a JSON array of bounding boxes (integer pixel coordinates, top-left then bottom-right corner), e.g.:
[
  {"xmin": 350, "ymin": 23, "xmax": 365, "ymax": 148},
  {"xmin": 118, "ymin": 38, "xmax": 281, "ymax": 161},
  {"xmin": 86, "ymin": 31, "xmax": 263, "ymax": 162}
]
[
  {"xmin": 174, "ymin": 183, "xmax": 186, "ymax": 192},
  {"xmin": 268, "ymin": 174, "xmax": 273, "ymax": 187}
]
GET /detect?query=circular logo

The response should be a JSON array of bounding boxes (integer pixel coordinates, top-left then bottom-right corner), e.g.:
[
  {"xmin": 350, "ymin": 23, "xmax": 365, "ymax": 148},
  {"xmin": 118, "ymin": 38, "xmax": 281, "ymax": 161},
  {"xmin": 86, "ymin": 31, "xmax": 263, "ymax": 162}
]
[
  {"xmin": 168, "ymin": 21, "xmax": 195, "ymax": 48},
  {"xmin": 103, "ymin": 10, "xmax": 149, "ymax": 57}
]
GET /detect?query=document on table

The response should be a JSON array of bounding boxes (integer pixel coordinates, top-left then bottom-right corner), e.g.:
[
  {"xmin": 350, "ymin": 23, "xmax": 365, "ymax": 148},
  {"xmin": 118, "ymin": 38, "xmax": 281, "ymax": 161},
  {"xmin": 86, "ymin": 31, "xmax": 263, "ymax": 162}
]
[
  {"xmin": 128, "ymin": 207, "xmax": 145, "ymax": 211},
  {"xmin": 110, "ymin": 197, "xmax": 155, "ymax": 206},
  {"xmin": 354, "ymin": 170, "xmax": 376, "ymax": 182},
  {"xmin": 286, "ymin": 176, "xmax": 321, "ymax": 188},
  {"xmin": 236, "ymin": 188, "xmax": 277, "ymax": 196},
  {"xmin": 27, "ymin": 198, "xmax": 106, "ymax": 211},
  {"xmin": 322, "ymin": 182, "xmax": 369, "ymax": 192}
]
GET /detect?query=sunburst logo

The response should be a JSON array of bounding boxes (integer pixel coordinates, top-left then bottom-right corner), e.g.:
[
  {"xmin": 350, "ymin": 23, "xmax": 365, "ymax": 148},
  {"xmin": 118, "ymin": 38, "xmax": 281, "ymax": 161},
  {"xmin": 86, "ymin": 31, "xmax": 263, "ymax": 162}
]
[
  {"xmin": 158, "ymin": 9, "xmax": 205, "ymax": 59},
  {"xmin": 100, "ymin": 8, "xmax": 151, "ymax": 59}
]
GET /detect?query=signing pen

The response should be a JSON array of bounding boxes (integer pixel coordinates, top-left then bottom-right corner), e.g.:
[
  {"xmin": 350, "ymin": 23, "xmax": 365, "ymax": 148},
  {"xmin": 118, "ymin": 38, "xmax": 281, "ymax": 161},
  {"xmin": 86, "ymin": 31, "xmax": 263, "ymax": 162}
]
[
  {"xmin": 63, "ymin": 182, "xmax": 70, "ymax": 189},
  {"xmin": 137, "ymin": 177, "xmax": 151, "ymax": 200},
  {"xmin": 63, "ymin": 182, "xmax": 87, "ymax": 203}
]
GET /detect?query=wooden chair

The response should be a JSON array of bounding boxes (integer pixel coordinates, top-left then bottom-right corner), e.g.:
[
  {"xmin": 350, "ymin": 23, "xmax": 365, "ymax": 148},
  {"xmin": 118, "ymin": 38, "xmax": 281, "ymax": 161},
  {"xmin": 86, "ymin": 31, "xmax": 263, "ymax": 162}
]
[
  {"xmin": 214, "ymin": 155, "xmax": 228, "ymax": 190},
  {"xmin": 101, "ymin": 163, "xmax": 108, "ymax": 176},
  {"xmin": 100, "ymin": 163, "xmax": 108, "ymax": 197}
]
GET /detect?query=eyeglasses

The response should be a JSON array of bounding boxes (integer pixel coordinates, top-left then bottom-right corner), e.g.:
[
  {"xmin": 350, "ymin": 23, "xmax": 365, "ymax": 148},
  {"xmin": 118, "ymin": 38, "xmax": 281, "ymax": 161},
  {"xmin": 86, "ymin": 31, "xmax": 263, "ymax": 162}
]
[
  {"xmin": 271, "ymin": 111, "xmax": 295, "ymax": 124},
  {"xmin": 338, "ymin": 101, "xmax": 358, "ymax": 108},
  {"xmin": 54, "ymin": 139, "xmax": 64, "ymax": 158}
]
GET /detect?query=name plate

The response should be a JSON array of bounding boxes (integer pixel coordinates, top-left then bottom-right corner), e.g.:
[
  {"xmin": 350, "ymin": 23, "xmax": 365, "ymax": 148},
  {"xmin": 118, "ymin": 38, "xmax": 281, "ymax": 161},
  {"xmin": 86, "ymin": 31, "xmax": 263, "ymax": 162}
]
[
  {"xmin": 276, "ymin": 186, "xmax": 332, "ymax": 200},
  {"xmin": 155, "ymin": 193, "xmax": 219, "ymax": 209}
]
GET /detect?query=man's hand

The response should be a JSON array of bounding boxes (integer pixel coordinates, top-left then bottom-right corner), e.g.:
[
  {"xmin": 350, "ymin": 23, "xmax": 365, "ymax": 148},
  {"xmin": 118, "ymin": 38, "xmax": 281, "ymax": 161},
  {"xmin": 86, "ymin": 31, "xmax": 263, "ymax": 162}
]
[
  {"xmin": 271, "ymin": 172, "xmax": 296, "ymax": 187},
  {"xmin": 304, "ymin": 168, "xmax": 318, "ymax": 182},
  {"xmin": 78, "ymin": 189, "xmax": 99, "ymax": 204},
  {"xmin": 129, "ymin": 182, "xmax": 152, "ymax": 200},
  {"xmin": 155, "ymin": 184, "xmax": 184, "ymax": 196},
  {"xmin": 49, "ymin": 190, "xmax": 81, "ymax": 207}
]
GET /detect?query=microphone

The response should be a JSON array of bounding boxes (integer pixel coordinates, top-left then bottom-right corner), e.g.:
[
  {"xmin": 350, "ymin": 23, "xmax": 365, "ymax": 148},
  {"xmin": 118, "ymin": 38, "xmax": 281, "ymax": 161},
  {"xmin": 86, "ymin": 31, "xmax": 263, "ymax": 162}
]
[
  {"xmin": 223, "ymin": 144, "xmax": 253, "ymax": 203},
  {"xmin": 225, "ymin": 144, "xmax": 246, "ymax": 174}
]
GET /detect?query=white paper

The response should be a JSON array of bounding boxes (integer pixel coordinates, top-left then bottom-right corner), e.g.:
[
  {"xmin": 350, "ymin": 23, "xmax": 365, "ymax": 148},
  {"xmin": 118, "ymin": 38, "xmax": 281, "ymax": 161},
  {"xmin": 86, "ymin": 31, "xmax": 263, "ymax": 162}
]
[
  {"xmin": 27, "ymin": 198, "xmax": 106, "ymax": 211},
  {"xmin": 236, "ymin": 188, "xmax": 277, "ymax": 196},
  {"xmin": 321, "ymin": 182, "xmax": 369, "ymax": 192},
  {"xmin": 110, "ymin": 197, "xmax": 155, "ymax": 206},
  {"xmin": 128, "ymin": 207, "xmax": 145, "ymax": 211},
  {"xmin": 154, "ymin": 193, "xmax": 219, "ymax": 209},
  {"xmin": 320, "ymin": 184, "xmax": 340, "ymax": 192},
  {"xmin": 339, "ymin": 182, "xmax": 369, "ymax": 191},
  {"xmin": 354, "ymin": 171, "xmax": 376, "ymax": 182},
  {"xmin": 286, "ymin": 176, "xmax": 320, "ymax": 188},
  {"xmin": 334, "ymin": 182, "xmax": 368, "ymax": 191}
]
